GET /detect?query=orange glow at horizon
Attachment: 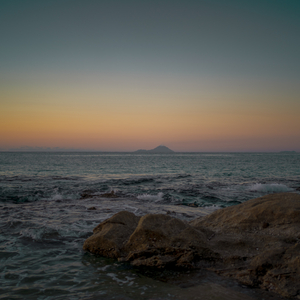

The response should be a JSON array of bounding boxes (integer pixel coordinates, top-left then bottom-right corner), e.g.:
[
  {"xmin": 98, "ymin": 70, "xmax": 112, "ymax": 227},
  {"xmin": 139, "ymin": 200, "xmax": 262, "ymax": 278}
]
[
  {"xmin": 1, "ymin": 99, "xmax": 299, "ymax": 151},
  {"xmin": 1, "ymin": 71, "xmax": 300, "ymax": 152}
]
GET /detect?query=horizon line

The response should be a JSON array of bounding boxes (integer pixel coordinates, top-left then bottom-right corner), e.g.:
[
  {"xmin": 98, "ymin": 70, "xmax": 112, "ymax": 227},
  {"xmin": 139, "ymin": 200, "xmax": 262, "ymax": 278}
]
[{"xmin": 0, "ymin": 149, "xmax": 298, "ymax": 153}]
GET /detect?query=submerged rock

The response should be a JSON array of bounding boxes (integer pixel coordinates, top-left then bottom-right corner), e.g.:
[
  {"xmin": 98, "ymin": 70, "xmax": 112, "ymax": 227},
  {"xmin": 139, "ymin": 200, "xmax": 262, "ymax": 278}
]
[
  {"xmin": 80, "ymin": 189, "xmax": 98, "ymax": 199},
  {"xmin": 83, "ymin": 192, "xmax": 300, "ymax": 299},
  {"xmin": 87, "ymin": 206, "xmax": 97, "ymax": 210},
  {"xmin": 80, "ymin": 190, "xmax": 118, "ymax": 199},
  {"xmin": 100, "ymin": 190, "xmax": 118, "ymax": 198}
]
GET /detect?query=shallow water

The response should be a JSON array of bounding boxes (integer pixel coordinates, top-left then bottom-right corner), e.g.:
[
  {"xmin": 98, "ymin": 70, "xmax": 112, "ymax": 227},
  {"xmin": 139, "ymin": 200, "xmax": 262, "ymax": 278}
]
[{"xmin": 0, "ymin": 152, "xmax": 299, "ymax": 299}]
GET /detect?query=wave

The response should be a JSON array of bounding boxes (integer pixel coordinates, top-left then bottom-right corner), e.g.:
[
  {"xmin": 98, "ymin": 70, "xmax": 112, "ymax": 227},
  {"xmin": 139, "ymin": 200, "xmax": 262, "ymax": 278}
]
[
  {"xmin": 48, "ymin": 192, "xmax": 64, "ymax": 201},
  {"xmin": 137, "ymin": 192, "xmax": 164, "ymax": 202},
  {"xmin": 248, "ymin": 183, "xmax": 293, "ymax": 193}
]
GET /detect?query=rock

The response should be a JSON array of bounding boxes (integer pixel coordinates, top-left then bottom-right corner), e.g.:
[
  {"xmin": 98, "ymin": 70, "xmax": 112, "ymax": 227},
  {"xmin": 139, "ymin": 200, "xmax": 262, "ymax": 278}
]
[
  {"xmin": 83, "ymin": 211, "xmax": 140, "ymax": 258},
  {"xmin": 84, "ymin": 212, "xmax": 218, "ymax": 268},
  {"xmin": 190, "ymin": 192, "xmax": 300, "ymax": 236},
  {"xmin": 87, "ymin": 206, "xmax": 96, "ymax": 210},
  {"xmin": 190, "ymin": 193, "xmax": 300, "ymax": 298},
  {"xmin": 123, "ymin": 213, "xmax": 218, "ymax": 268},
  {"xmin": 187, "ymin": 202, "xmax": 198, "ymax": 207},
  {"xmin": 80, "ymin": 189, "xmax": 98, "ymax": 199},
  {"xmin": 83, "ymin": 192, "xmax": 300, "ymax": 299},
  {"xmin": 80, "ymin": 190, "xmax": 118, "ymax": 199},
  {"xmin": 100, "ymin": 190, "xmax": 118, "ymax": 198}
]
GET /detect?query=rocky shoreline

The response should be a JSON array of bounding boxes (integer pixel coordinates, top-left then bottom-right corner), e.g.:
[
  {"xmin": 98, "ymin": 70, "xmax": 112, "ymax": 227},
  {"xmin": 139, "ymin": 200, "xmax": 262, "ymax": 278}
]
[{"xmin": 83, "ymin": 193, "xmax": 300, "ymax": 299}]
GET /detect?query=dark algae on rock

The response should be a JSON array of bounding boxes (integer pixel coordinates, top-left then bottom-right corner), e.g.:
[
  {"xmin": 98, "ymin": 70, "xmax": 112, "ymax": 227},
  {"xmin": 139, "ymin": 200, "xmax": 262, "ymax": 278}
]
[{"xmin": 83, "ymin": 193, "xmax": 300, "ymax": 299}]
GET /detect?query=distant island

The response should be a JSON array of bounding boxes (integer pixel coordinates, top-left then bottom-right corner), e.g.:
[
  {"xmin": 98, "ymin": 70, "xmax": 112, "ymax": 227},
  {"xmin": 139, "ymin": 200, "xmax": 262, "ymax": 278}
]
[{"xmin": 133, "ymin": 145, "xmax": 175, "ymax": 154}]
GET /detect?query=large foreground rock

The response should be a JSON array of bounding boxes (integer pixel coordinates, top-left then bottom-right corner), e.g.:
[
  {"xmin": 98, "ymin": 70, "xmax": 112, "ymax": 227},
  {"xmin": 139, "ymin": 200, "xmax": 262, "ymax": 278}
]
[
  {"xmin": 192, "ymin": 192, "xmax": 300, "ymax": 299},
  {"xmin": 84, "ymin": 211, "xmax": 218, "ymax": 268},
  {"xmin": 83, "ymin": 193, "xmax": 300, "ymax": 299}
]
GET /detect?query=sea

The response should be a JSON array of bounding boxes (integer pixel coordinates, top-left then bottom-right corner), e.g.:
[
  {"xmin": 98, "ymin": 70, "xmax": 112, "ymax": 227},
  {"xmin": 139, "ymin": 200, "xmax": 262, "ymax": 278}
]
[{"xmin": 0, "ymin": 151, "xmax": 299, "ymax": 300}]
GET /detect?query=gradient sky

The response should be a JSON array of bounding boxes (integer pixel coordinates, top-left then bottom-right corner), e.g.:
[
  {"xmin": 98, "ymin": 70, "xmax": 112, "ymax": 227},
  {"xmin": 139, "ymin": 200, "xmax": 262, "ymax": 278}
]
[{"xmin": 1, "ymin": 0, "xmax": 300, "ymax": 151}]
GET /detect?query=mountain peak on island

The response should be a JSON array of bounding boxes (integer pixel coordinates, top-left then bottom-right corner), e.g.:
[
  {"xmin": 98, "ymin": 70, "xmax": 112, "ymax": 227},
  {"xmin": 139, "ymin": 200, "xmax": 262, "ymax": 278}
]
[{"xmin": 134, "ymin": 145, "xmax": 175, "ymax": 154}]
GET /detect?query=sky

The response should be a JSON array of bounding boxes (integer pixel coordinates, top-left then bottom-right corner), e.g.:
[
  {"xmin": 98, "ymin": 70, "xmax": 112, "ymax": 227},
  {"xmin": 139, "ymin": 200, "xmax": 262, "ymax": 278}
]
[{"xmin": 1, "ymin": 0, "xmax": 299, "ymax": 152}]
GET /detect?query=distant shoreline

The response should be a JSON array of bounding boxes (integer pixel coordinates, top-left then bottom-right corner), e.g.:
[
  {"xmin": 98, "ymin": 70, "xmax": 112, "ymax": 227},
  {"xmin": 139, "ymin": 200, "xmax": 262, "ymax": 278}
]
[{"xmin": 0, "ymin": 150, "xmax": 298, "ymax": 153}]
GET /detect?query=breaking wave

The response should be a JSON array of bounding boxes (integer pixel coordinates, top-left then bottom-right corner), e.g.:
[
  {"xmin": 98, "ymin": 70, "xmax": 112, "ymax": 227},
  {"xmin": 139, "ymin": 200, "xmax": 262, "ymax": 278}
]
[
  {"xmin": 248, "ymin": 183, "xmax": 293, "ymax": 193},
  {"xmin": 137, "ymin": 192, "xmax": 164, "ymax": 202}
]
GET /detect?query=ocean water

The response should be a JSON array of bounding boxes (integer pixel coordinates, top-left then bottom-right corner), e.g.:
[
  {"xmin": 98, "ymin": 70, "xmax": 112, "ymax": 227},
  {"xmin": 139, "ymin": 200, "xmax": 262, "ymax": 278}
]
[{"xmin": 0, "ymin": 152, "xmax": 299, "ymax": 299}]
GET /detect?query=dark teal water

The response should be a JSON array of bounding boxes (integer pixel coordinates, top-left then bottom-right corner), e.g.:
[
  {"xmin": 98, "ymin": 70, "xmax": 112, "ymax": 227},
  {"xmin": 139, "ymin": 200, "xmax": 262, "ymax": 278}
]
[
  {"xmin": 1, "ymin": 152, "xmax": 299, "ymax": 206},
  {"xmin": 0, "ymin": 152, "xmax": 299, "ymax": 299}
]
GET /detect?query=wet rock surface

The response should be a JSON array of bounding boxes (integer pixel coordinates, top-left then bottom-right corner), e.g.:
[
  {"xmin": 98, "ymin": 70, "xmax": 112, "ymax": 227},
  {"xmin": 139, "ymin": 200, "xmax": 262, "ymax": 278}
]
[{"xmin": 83, "ymin": 193, "xmax": 300, "ymax": 299}]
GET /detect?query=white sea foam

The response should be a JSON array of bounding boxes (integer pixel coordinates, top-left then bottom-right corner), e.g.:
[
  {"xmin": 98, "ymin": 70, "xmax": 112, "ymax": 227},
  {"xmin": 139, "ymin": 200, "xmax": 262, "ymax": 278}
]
[
  {"xmin": 248, "ymin": 183, "xmax": 293, "ymax": 193},
  {"xmin": 106, "ymin": 273, "xmax": 135, "ymax": 285},
  {"xmin": 137, "ymin": 192, "xmax": 164, "ymax": 202},
  {"xmin": 123, "ymin": 204, "xmax": 139, "ymax": 213},
  {"xmin": 97, "ymin": 265, "xmax": 110, "ymax": 272},
  {"xmin": 48, "ymin": 192, "xmax": 64, "ymax": 201}
]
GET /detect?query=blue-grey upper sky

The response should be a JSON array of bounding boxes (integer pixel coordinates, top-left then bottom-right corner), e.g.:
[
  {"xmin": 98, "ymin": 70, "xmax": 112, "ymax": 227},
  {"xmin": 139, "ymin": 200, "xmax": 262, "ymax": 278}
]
[{"xmin": 2, "ymin": 0, "xmax": 299, "ymax": 76}]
